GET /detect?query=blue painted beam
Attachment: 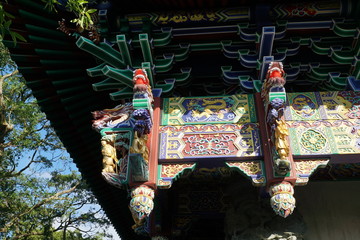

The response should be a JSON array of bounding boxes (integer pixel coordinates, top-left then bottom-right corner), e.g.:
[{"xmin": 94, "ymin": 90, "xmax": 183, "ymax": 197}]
[
  {"xmin": 259, "ymin": 26, "xmax": 275, "ymax": 61},
  {"xmin": 348, "ymin": 76, "xmax": 360, "ymax": 91},
  {"xmin": 259, "ymin": 56, "xmax": 274, "ymax": 81}
]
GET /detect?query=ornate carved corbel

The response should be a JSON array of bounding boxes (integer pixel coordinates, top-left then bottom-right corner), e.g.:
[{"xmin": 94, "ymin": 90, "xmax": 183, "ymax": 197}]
[
  {"xmin": 262, "ymin": 62, "xmax": 291, "ymax": 176},
  {"xmin": 269, "ymin": 181, "xmax": 296, "ymax": 218},
  {"xmin": 129, "ymin": 185, "xmax": 155, "ymax": 234}
]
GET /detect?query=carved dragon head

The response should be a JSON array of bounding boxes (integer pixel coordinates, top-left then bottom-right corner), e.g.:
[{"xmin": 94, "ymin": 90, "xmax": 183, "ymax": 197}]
[
  {"xmin": 267, "ymin": 62, "xmax": 284, "ymax": 76},
  {"xmin": 133, "ymin": 68, "xmax": 150, "ymax": 85}
]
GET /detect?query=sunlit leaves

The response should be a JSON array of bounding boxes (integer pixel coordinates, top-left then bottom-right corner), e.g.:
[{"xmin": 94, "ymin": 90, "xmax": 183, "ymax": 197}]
[
  {"xmin": 66, "ymin": 0, "xmax": 97, "ymax": 30},
  {"xmin": 0, "ymin": 4, "xmax": 26, "ymax": 45}
]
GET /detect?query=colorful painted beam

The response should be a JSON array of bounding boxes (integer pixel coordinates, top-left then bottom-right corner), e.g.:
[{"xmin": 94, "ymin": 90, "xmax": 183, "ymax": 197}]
[
  {"xmin": 226, "ymin": 161, "xmax": 266, "ymax": 186},
  {"xmin": 157, "ymin": 163, "xmax": 196, "ymax": 189}
]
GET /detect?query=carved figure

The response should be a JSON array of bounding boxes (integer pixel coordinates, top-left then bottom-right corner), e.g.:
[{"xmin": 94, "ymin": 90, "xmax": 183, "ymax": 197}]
[
  {"xmin": 267, "ymin": 98, "xmax": 285, "ymax": 131},
  {"xmin": 133, "ymin": 109, "xmax": 152, "ymax": 136},
  {"xmin": 101, "ymin": 135, "xmax": 118, "ymax": 173},
  {"xmin": 275, "ymin": 119, "xmax": 290, "ymax": 160},
  {"xmin": 130, "ymin": 131, "xmax": 149, "ymax": 164},
  {"xmin": 92, "ymin": 103, "xmax": 133, "ymax": 131},
  {"xmin": 273, "ymin": 119, "xmax": 291, "ymax": 174},
  {"xmin": 133, "ymin": 68, "xmax": 153, "ymax": 102},
  {"xmin": 261, "ymin": 62, "xmax": 291, "ymax": 175},
  {"xmin": 274, "ymin": 157, "xmax": 291, "ymax": 176}
]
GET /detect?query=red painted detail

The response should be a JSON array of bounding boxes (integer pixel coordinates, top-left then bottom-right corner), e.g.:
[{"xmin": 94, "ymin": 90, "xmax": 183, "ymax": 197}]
[
  {"xmin": 133, "ymin": 69, "xmax": 150, "ymax": 85},
  {"xmin": 269, "ymin": 70, "xmax": 283, "ymax": 78},
  {"xmin": 182, "ymin": 133, "xmax": 238, "ymax": 157}
]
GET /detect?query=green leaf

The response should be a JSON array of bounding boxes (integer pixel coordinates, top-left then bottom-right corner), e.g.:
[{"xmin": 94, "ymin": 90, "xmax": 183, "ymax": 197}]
[
  {"xmin": 4, "ymin": 19, "xmax": 12, "ymax": 29},
  {"xmin": 87, "ymin": 9, "xmax": 97, "ymax": 14},
  {"xmin": 4, "ymin": 11, "xmax": 15, "ymax": 19},
  {"xmin": 11, "ymin": 31, "xmax": 27, "ymax": 42}
]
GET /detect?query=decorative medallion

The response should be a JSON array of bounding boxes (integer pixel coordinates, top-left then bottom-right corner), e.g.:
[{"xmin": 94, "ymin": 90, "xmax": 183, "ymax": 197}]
[
  {"xmin": 289, "ymin": 120, "xmax": 360, "ymax": 155},
  {"xmin": 290, "ymin": 94, "xmax": 317, "ymax": 119},
  {"xmin": 300, "ymin": 129, "xmax": 327, "ymax": 152}
]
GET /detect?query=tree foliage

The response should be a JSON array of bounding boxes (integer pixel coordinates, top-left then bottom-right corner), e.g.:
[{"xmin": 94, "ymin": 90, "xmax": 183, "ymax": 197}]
[
  {"xmin": 0, "ymin": 42, "xmax": 112, "ymax": 239},
  {"xmin": 0, "ymin": 3, "xmax": 26, "ymax": 43},
  {"xmin": 41, "ymin": 0, "xmax": 97, "ymax": 30},
  {"xmin": 0, "ymin": 0, "xmax": 97, "ymax": 42}
]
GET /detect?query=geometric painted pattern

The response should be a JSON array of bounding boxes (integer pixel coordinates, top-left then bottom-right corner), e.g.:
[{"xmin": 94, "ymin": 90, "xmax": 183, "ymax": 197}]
[
  {"xmin": 157, "ymin": 163, "xmax": 196, "ymax": 189},
  {"xmin": 159, "ymin": 123, "xmax": 262, "ymax": 160},
  {"xmin": 161, "ymin": 94, "xmax": 257, "ymax": 125},
  {"xmin": 226, "ymin": 160, "xmax": 266, "ymax": 186},
  {"xmin": 294, "ymin": 159, "xmax": 329, "ymax": 186},
  {"xmin": 288, "ymin": 120, "xmax": 360, "ymax": 155}
]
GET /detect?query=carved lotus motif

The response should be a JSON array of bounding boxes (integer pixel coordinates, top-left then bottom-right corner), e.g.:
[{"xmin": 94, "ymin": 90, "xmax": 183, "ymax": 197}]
[{"xmin": 300, "ymin": 129, "xmax": 327, "ymax": 152}]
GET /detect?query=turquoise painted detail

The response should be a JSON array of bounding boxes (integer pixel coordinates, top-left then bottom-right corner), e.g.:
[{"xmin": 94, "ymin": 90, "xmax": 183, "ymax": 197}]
[
  {"xmin": 109, "ymin": 87, "xmax": 134, "ymax": 101},
  {"xmin": 87, "ymin": 63, "xmax": 107, "ymax": 77},
  {"xmin": 139, "ymin": 33, "xmax": 153, "ymax": 65},
  {"xmin": 116, "ymin": 35, "xmax": 132, "ymax": 66},
  {"xmin": 92, "ymin": 78, "xmax": 126, "ymax": 91},
  {"xmin": 76, "ymin": 37, "xmax": 125, "ymax": 68},
  {"xmin": 101, "ymin": 65, "xmax": 133, "ymax": 88}
]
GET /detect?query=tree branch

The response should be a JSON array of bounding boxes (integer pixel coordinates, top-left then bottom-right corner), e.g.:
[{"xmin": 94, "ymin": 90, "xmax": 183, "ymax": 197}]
[
  {"xmin": 0, "ymin": 182, "xmax": 80, "ymax": 233},
  {"xmin": 15, "ymin": 147, "xmax": 39, "ymax": 175}
]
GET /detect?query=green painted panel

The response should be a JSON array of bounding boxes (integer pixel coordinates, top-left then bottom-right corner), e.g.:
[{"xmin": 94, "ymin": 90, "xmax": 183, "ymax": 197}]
[
  {"xmin": 285, "ymin": 92, "xmax": 321, "ymax": 121},
  {"xmin": 288, "ymin": 120, "xmax": 360, "ymax": 155},
  {"xmin": 285, "ymin": 91, "xmax": 360, "ymax": 121}
]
